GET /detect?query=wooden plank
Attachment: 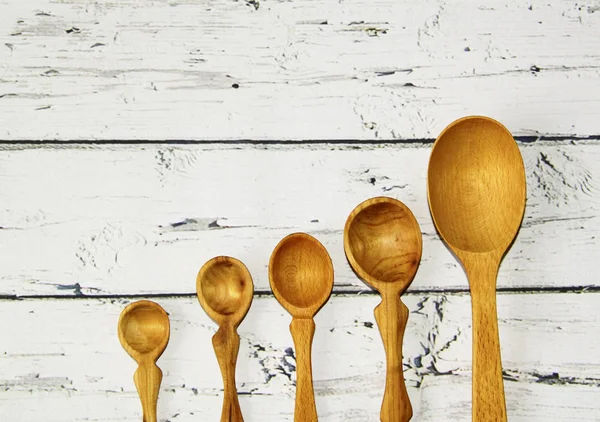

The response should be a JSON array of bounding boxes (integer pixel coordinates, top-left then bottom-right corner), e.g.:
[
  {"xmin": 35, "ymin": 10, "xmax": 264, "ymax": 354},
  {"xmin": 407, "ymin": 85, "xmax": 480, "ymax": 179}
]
[
  {"xmin": 0, "ymin": 293, "xmax": 598, "ymax": 421},
  {"xmin": 0, "ymin": 0, "xmax": 599, "ymax": 140},
  {"xmin": 0, "ymin": 142, "xmax": 598, "ymax": 296}
]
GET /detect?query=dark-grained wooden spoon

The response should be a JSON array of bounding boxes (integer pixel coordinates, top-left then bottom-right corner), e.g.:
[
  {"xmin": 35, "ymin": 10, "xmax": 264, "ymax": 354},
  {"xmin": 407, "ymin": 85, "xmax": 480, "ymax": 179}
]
[{"xmin": 344, "ymin": 196, "xmax": 422, "ymax": 422}]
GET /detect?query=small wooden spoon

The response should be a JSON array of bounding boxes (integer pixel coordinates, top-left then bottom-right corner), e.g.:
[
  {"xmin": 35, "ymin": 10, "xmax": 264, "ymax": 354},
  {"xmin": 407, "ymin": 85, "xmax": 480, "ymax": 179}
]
[
  {"xmin": 427, "ymin": 116, "xmax": 526, "ymax": 421},
  {"xmin": 269, "ymin": 233, "xmax": 334, "ymax": 422},
  {"xmin": 118, "ymin": 300, "xmax": 170, "ymax": 422},
  {"xmin": 197, "ymin": 256, "xmax": 254, "ymax": 422},
  {"xmin": 344, "ymin": 197, "xmax": 422, "ymax": 422}
]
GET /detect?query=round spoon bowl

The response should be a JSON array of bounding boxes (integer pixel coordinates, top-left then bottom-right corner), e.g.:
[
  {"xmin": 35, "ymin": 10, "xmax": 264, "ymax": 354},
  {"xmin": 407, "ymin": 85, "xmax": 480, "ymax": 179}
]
[
  {"xmin": 269, "ymin": 233, "xmax": 333, "ymax": 318},
  {"xmin": 197, "ymin": 256, "xmax": 254, "ymax": 326},
  {"xmin": 118, "ymin": 300, "xmax": 170, "ymax": 360},
  {"xmin": 344, "ymin": 197, "xmax": 422, "ymax": 292},
  {"xmin": 427, "ymin": 116, "xmax": 526, "ymax": 254}
]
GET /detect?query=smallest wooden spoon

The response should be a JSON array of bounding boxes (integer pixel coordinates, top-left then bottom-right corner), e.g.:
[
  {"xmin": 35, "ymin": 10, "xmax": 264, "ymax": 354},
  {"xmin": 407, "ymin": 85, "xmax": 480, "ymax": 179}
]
[
  {"xmin": 197, "ymin": 256, "xmax": 254, "ymax": 422},
  {"xmin": 118, "ymin": 300, "xmax": 170, "ymax": 422}
]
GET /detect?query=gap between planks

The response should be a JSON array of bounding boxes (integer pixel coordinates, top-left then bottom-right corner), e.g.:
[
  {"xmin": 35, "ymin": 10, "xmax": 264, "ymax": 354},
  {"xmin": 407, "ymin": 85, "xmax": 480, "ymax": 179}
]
[
  {"xmin": 0, "ymin": 285, "xmax": 599, "ymax": 301},
  {"xmin": 1, "ymin": 135, "xmax": 600, "ymax": 147},
  {"xmin": 0, "ymin": 141, "xmax": 598, "ymax": 295}
]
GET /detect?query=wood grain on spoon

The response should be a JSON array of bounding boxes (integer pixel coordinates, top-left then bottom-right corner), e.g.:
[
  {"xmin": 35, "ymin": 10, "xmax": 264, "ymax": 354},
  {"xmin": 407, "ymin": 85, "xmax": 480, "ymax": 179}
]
[
  {"xmin": 118, "ymin": 300, "xmax": 170, "ymax": 422},
  {"xmin": 427, "ymin": 115, "xmax": 526, "ymax": 422},
  {"xmin": 197, "ymin": 256, "xmax": 254, "ymax": 422},
  {"xmin": 269, "ymin": 233, "xmax": 334, "ymax": 422},
  {"xmin": 344, "ymin": 197, "xmax": 422, "ymax": 422}
]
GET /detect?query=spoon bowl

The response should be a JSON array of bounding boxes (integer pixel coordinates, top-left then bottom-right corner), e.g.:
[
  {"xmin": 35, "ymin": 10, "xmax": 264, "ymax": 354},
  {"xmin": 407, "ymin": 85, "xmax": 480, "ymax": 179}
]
[
  {"xmin": 269, "ymin": 233, "xmax": 333, "ymax": 318},
  {"xmin": 427, "ymin": 115, "xmax": 526, "ymax": 422},
  {"xmin": 197, "ymin": 256, "xmax": 254, "ymax": 327},
  {"xmin": 345, "ymin": 197, "xmax": 422, "ymax": 292},
  {"xmin": 118, "ymin": 300, "xmax": 170, "ymax": 361},
  {"xmin": 428, "ymin": 116, "xmax": 526, "ymax": 254}
]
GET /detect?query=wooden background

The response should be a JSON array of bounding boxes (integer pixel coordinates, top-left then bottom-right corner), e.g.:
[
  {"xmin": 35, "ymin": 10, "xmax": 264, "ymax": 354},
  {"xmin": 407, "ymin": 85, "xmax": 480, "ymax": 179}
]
[{"xmin": 1, "ymin": 0, "xmax": 599, "ymax": 420}]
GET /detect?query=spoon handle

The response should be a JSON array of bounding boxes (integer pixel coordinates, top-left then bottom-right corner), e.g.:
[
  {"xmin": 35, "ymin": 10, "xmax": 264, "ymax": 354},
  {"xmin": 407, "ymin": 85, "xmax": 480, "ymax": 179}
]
[
  {"xmin": 466, "ymin": 257, "xmax": 507, "ymax": 422},
  {"xmin": 290, "ymin": 318, "xmax": 318, "ymax": 422},
  {"xmin": 212, "ymin": 325, "xmax": 244, "ymax": 422},
  {"xmin": 133, "ymin": 360, "xmax": 162, "ymax": 422},
  {"xmin": 374, "ymin": 295, "xmax": 412, "ymax": 422}
]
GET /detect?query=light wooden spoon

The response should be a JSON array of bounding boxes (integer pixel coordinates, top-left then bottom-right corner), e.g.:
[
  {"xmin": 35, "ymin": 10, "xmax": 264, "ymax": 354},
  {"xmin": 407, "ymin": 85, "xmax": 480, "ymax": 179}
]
[
  {"xmin": 197, "ymin": 256, "xmax": 254, "ymax": 422},
  {"xmin": 269, "ymin": 233, "xmax": 334, "ymax": 422},
  {"xmin": 344, "ymin": 197, "xmax": 422, "ymax": 422},
  {"xmin": 118, "ymin": 300, "xmax": 170, "ymax": 422},
  {"xmin": 427, "ymin": 116, "xmax": 526, "ymax": 421}
]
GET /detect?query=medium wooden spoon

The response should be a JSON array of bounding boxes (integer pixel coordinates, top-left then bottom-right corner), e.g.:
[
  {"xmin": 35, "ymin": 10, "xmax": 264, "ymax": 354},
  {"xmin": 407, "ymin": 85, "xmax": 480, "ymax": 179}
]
[
  {"xmin": 269, "ymin": 233, "xmax": 334, "ymax": 422},
  {"xmin": 118, "ymin": 300, "xmax": 170, "ymax": 422},
  {"xmin": 427, "ymin": 116, "xmax": 526, "ymax": 421},
  {"xmin": 197, "ymin": 256, "xmax": 254, "ymax": 422},
  {"xmin": 344, "ymin": 197, "xmax": 422, "ymax": 422}
]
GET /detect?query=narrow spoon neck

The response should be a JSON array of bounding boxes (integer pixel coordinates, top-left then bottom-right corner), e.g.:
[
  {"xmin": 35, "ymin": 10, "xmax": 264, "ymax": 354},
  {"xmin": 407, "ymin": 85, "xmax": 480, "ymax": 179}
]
[
  {"xmin": 217, "ymin": 319, "xmax": 238, "ymax": 333},
  {"xmin": 136, "ymin": 352, "xmax": 162, "ymax": 366},
  {"xmin": 458, "ymin": 251, "xmax": 501, "ymax": 296},
  {"xmin": 378, "ymin": 283, "xmax": 404, "ymax": 298}
]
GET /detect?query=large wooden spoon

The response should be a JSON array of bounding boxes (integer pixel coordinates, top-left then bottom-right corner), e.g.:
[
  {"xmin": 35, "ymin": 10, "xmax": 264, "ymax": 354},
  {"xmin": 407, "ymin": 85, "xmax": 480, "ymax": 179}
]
[
  {"xmin": 344, "ymin": 196, "xmax": 422, "ymax": 422},
  {"xmin": 197, "ymin": 256, "xmax": 254, "ymax": 422},
  {"xmin": 427, "ymin": 116, "xmax": 526, "ymax": 421},
  {"xmin": 118, "ymin": 300, "xmax": 170, "ymax": 422},
  {"xmin": 269, "ymin": 233, "xmax": 334, "ymax": 422}
]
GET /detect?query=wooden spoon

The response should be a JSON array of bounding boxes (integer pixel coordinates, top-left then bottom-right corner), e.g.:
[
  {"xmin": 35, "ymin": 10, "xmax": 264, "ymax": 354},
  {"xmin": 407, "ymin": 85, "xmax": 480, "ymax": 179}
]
[
  {"xmin": 344, "ymin": 197, "xmax": 422, "ymax": 422},
  {"xmin": 269, "ymin": 233, "xmax": 334, "ymax": 422},
  {"xmin": 427, "ymin": 116, "xmax": 526, "ymax": 421},
  {"xmin": 118, "ymin": 300, "xmax": 170, "ymax": 422},
  {"xmin": 197, "ymin": 256, "xmax": 254, "ymax": 422}
]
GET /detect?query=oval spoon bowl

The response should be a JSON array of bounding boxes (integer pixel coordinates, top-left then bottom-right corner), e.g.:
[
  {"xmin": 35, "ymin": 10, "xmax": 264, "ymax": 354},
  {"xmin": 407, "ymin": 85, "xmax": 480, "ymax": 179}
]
[
  {"xmin": 427, "ymin": 115, "xmax": 526, "ymax": 254},
  {"xmin": 344, "ymin": 196, "xmax": 422, "ymax": 293},
  {"xmin": 197, "ymin": 256, "xmax": 254, "ymax": 327},
  {"xmin": 118, "ymin": 300, "xmax": 170, "ymax": 361},
  {"xmin": 269, "ymin": 232, "xmax": 334, "ymax": 319}
]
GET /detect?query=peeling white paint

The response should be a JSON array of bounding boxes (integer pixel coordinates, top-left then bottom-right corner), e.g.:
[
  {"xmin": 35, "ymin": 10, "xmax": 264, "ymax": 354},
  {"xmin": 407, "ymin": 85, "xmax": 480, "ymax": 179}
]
[
  {"xmin": 0, "ymin": 142, "xmax": 598, "ymax": 296},
  {"xmin": 0, "ymin": 0, "xmax": 599, "ymax": 420},
  {"xmin": 0, "ymin": 0, "xmax": 599, "ymax": 139},
  {"xmin": 0, "ymin": 295, "xmax": 598, "ymax": 421}
]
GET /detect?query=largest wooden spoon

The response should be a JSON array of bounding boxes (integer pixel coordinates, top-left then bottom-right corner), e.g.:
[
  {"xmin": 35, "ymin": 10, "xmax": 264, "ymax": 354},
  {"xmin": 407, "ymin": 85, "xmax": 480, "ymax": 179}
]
[{"xmin": 427, "ymin": 116, "xmax": 526, "ymax": 421}]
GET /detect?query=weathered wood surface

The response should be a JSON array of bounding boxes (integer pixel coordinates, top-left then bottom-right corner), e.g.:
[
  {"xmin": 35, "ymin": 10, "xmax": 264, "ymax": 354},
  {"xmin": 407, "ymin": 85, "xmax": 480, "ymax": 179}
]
[
  {"xmin": 0, "ymin": 293, "xmax": 598, "ymax": 421},
  {"xmin": 0, "ymin": 142, "xmax": 597, "ymax": 296},
  {"xmin": 1, "ymin": 0, "xmax": 599, "ymax": 420},
  {"xmin": 1, "ymin": 0, "xmax": 600, "ymax": 140}
]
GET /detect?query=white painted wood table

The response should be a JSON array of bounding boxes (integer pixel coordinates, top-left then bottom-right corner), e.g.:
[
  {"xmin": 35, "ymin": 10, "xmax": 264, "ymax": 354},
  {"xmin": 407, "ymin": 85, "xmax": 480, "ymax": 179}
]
[{"xmin": 1, "ymin": 0, "xmax": 599, "ymax": 420}]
